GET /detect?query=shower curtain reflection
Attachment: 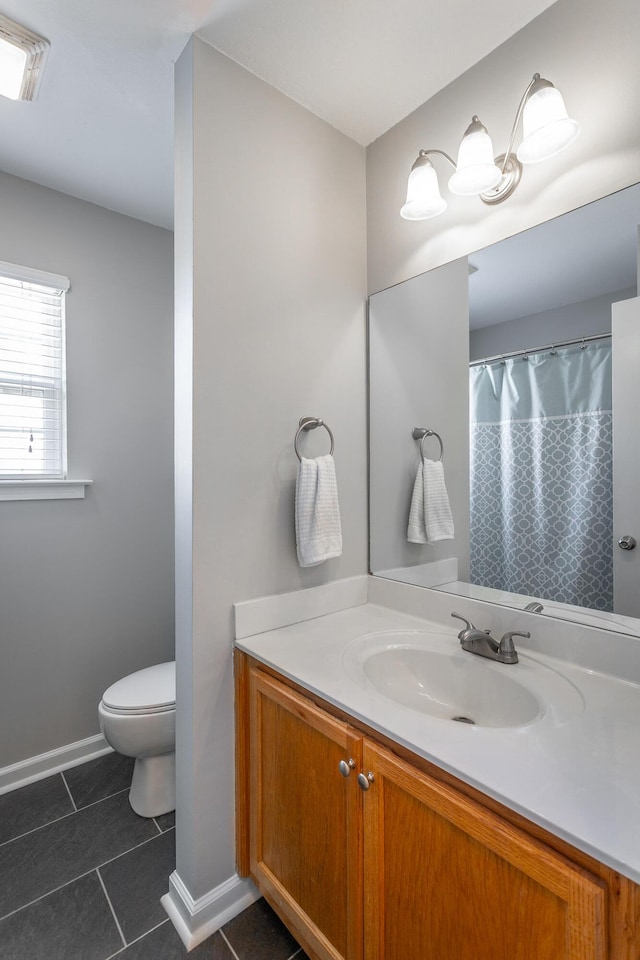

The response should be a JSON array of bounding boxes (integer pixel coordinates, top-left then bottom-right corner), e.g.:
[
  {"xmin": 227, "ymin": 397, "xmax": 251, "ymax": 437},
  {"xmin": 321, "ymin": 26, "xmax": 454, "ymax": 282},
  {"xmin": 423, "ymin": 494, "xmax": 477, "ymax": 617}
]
[{"xmin": 469, "ymin": 339, "xmax": 613, "ymax": 610}]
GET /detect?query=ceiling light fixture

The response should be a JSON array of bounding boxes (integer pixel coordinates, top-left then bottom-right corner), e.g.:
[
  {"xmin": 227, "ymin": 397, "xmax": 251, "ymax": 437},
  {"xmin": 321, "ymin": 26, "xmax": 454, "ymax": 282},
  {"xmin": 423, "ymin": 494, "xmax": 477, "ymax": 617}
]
[
  {"xmin": 400, "ymin": 74, "xmax": 580, "ymax": 221},
  {"xmin": 0, "ymin": 14, "xmax": 49, "ymax": 102}
]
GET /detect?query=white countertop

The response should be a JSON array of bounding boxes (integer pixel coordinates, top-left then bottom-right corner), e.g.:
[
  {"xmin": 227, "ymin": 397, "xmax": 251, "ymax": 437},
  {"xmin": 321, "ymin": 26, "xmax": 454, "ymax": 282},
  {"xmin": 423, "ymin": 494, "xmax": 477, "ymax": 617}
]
[{"xmin": 236, "ymin": 601, "xmax": 640, "ymax": 884}]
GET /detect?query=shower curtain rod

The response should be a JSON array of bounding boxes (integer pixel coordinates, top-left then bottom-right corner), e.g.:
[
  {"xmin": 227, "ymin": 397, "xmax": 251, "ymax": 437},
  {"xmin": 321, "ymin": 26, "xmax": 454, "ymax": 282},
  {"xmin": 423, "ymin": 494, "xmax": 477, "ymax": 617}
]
[{"xmin": 469, "ymin": 331, "xmax": 611, "ymax": 368}]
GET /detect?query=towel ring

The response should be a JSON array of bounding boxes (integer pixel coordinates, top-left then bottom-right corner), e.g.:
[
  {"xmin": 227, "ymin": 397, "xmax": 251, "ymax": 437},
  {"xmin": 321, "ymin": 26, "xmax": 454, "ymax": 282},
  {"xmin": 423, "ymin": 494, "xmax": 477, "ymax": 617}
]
[
  {"xmin": 412, "ymin": 427, "xmax": 444, "ymax": 462},
  {"xmin": 294, "ymin": 417, "xmax": 335, "ymax": 462}
]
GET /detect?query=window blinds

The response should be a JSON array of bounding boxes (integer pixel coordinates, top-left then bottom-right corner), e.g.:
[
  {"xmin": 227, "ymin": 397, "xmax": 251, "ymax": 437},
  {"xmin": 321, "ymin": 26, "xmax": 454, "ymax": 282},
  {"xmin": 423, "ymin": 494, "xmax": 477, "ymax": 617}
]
[{"xmin": 0, "ymin": 262, "xmax": 69, "ymax": 478}]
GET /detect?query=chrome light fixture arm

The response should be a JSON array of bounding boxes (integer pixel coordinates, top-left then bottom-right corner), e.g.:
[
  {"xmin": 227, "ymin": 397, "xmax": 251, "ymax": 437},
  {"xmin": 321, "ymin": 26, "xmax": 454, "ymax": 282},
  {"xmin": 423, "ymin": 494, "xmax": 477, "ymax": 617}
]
[
  {"xmin": 478, "ymin": 73, "xmax": 541, "ymax": 206},
  {"xmin": 499, "ymin": 73, "xmax": 540, "ymax": 176},
  {"xmin": 416, "ymin": 148, "xmax": 457, "ymax": 170}
]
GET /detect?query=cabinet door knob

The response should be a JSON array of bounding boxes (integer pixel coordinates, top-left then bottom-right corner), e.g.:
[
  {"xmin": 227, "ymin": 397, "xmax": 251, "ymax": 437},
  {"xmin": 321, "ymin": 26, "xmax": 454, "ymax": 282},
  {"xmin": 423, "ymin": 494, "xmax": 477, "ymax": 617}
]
[
  {"xmin": 357, "ymin": 771, "xmax": 375, "ymax": 791},
  {"xmin": 338, "ymin": 759, "xmax": 356, "ymax": 778}
]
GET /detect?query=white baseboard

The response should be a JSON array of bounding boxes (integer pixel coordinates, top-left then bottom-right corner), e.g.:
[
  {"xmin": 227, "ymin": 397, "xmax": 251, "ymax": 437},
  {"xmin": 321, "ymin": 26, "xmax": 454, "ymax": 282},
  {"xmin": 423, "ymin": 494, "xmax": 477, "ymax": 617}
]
[
  {"xmin": 0, "ymin": 733, "xmax": 112, "ymax": 796},
  {"xmin": 162, "ymin": 870, "xmax": 261, "ymax": 950}
]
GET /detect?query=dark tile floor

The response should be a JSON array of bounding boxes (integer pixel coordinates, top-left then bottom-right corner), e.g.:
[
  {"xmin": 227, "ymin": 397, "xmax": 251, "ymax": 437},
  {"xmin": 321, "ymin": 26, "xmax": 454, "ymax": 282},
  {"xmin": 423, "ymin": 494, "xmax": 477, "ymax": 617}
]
[{"xmin": 0, "ymin": 753, "xmax": 304, "ymax": 960}]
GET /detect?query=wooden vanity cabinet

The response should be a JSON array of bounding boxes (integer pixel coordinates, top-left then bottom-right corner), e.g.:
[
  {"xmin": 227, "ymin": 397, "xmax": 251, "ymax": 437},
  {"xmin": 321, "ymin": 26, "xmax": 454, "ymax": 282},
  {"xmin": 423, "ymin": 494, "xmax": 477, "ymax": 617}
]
[
  {"xmin": 235, "ymin": 652, "xmax": 640, "ymax": 960},
  {"xmin": 363, "ymin": 740, "xmax": 605, "ymax": 960},
  {"xmin": 244, "ymin": 665, "xmax": 363, "ymax": 960}
]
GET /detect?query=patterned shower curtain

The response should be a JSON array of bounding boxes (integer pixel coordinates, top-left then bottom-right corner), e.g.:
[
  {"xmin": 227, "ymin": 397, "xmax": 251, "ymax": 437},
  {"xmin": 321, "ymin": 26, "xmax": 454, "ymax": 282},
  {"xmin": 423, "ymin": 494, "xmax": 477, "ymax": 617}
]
[{"xmin": 469, "ymin": 340, "xmax": 613, "ymax": 611}]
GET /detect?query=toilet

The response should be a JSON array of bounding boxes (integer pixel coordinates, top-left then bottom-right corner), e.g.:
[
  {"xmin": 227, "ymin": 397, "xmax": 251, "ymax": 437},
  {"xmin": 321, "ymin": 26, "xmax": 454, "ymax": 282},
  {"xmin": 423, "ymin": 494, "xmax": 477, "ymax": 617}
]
[{"xmin": 98, "ymin": 661, "xmax": 176, "ymax": 818}]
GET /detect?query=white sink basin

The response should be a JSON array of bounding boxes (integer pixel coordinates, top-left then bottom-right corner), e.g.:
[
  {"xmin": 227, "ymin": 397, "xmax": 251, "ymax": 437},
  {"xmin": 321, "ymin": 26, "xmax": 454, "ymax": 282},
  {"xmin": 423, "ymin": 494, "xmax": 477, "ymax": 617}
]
[{"xmin": 342, "ymin": 630, "xmax": 584, "ymax": 728}]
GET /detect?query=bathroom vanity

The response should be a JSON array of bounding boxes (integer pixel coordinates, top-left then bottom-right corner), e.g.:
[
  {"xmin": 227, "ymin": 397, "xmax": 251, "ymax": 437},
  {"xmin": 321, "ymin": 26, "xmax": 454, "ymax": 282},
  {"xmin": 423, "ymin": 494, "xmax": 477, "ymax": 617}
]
[{"xmin": 234, "ymin": 596, "xmax": 640, "ymax": 960}]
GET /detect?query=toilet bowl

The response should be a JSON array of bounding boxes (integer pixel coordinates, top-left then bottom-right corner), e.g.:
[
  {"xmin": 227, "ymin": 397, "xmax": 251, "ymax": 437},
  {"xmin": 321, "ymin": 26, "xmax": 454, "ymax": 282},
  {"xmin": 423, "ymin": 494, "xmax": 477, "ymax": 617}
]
[{"xmin": 98, "ymin": 661, "xmax": 176, "ymax": 818}]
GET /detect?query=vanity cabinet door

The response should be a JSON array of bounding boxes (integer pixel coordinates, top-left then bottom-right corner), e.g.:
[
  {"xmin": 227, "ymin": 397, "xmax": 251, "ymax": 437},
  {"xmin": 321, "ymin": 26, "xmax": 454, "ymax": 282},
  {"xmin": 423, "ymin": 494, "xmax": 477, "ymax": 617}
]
[
  {"xmin": 249, "ymin": 669, "xmax": 363, "ymax": 960},
  {"xmin": 361, "ymin": 741, "xmax": 607, "ymax": 960}
]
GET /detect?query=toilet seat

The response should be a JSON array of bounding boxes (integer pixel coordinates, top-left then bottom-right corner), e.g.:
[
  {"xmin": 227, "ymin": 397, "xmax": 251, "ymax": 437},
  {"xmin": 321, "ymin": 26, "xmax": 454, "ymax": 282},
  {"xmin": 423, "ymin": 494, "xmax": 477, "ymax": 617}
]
[{"xmin": 102, "ymin": 661, "xmax": 175, "ymax": 716}]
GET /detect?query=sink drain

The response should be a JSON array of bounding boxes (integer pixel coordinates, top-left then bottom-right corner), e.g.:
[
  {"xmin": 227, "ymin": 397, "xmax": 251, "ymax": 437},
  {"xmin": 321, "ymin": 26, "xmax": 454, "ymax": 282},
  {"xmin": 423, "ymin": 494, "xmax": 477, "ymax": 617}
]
[{"xmin": 452, "ymin": 715, "xmax": 476, "ymax": 725}]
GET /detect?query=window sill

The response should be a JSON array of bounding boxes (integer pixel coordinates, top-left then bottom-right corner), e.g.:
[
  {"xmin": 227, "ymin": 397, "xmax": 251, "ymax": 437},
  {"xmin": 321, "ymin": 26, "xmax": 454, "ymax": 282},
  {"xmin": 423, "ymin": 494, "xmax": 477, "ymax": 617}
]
[{"xmin": 0, "ymin": 480, "xmax": 92, "ymax": 501}]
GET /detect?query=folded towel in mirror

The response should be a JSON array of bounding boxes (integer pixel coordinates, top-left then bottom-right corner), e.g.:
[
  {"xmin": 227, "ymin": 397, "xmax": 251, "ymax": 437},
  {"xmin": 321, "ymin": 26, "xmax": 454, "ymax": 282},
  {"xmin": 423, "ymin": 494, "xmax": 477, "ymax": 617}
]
[{"xmin": 296, "ymin": 454, "xmax": 343, "ymax": 567}]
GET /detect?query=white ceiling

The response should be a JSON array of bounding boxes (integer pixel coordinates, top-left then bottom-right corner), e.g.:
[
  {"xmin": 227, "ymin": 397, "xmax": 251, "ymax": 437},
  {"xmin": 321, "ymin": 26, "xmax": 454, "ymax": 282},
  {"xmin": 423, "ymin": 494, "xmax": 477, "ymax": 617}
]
[
  {"xmin": 0, "ymin": 0, "xmax": 558, "ymax": 230},
  {"xmin": 469, "ymin": 183, "xmax": 640, "ymax": 330}
]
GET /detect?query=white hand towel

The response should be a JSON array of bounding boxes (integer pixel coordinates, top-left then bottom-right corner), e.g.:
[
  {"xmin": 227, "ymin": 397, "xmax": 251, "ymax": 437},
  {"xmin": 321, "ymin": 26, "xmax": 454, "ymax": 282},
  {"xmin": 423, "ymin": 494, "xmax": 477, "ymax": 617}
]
[
  {"xmin": 423, "ymin": 458, "xmax": 454, "ymax": 542},
  {"xmin": 407, "ymin": 461, "xmax": 428, "ymax": 543},
  {"xmin": 295, "ymin": 454, "xmax": 343, "ymax": 567},
  {"xmin": 407, "ymin": 458, "xmax": 454, "ymax": 544}
]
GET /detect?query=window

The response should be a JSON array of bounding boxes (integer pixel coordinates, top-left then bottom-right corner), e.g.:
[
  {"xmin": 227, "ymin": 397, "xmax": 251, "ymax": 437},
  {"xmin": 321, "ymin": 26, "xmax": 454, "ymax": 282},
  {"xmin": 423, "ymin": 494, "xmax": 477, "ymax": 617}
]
[{"xmin": 0, "ymin": 260, "xmax": 69, "ymax": 478}]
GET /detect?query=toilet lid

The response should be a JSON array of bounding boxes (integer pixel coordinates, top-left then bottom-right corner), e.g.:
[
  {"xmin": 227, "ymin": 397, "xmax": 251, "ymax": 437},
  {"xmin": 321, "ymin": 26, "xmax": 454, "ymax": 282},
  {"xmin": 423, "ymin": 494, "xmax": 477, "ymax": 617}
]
[{"xmin": 102, "ymin": 661, "xmax": 175, "ymax": 713}]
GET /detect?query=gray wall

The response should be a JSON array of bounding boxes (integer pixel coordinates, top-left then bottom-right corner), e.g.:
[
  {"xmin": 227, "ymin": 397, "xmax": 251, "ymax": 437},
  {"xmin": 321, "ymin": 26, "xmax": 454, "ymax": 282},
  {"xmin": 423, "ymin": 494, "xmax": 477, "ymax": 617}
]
[
  {"xmin": 470, "ymin": 288, "xmax": 635, "ymax": 361},
  {"xmin": 175, "ymin": 40, "xmax": 367, "ymax": 900},
  {"xmin": 369, "ymin": 259, "xmax": 470, "ymax": 577},
  {"xmin": 0, "ymin": 172, "xmax": 174, "ymax": 767},
  {"xmin": 366, "ymin": 0, "xmax": 640, "ymax": 295}
]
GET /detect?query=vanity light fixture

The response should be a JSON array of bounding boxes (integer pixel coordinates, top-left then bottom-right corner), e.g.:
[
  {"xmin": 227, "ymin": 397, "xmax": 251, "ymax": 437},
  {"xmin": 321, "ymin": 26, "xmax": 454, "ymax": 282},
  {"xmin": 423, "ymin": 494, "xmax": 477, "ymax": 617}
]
[
  {"xmin": 0, "ymin": 14, "xmax": 49, "ymax": 101},
  {"xmin": 400, "ymin": 73, "xmax": 580, "ymax": 220}
]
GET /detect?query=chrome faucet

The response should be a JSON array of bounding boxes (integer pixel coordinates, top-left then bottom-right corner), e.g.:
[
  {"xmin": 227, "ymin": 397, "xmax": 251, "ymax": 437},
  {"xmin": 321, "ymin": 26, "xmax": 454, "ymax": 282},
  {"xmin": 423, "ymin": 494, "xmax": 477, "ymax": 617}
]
[
  {"xmin": 451, "ymin": 613, "xmax": 530, "ymax": 665},
  {"xmin": 524, "ymin": 601, "xmax": 544, "ymax": 613}
]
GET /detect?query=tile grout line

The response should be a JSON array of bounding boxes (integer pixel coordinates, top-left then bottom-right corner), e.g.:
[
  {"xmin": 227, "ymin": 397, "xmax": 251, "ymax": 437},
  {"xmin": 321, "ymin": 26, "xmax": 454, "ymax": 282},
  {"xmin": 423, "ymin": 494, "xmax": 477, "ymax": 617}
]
[
  {"xmin": 70, "ymin": 785, "xmax": 133, "ymax": 812},
  {"xmin": 219, "ymin": 927, "xmax": 243, "ymax": 960},
  {"xmin": 152, "ymin": 817, "xmax": 163, "ymax": 835},
  {"xmin": 0, "ymin": 811, "xmax": 77, "ymax": 851},
  {"xmin": 96, "ymin": 867, "xmax": 127, "ymax": 949},
  {"xmin": 0, "ymin": 807, "xmax": 82, "ymax": 850},
  {"xmin": 0, "ymin": 826, "xmax": 175, "ymax": 924},
  {"xmin": 0, "ymin": 786, "xmax": 132, "ymax": 851},
  {"xmin": 287, "ymin": 949, "xmax": 303, "ymax": 960},
  {"xmin": 104, "ymin": 918, "xmax": 172, "ymax": 960},
  {"xmin": 60, "ymin": 771, "xmax": 78, "ymax": 812},
  {"xmin": 0, "ymin": 866, "xmax": 107, "ymax": 925},
  {"xmin": 96, "ymin": 825, "xmax": 175, "ymax": 872}
]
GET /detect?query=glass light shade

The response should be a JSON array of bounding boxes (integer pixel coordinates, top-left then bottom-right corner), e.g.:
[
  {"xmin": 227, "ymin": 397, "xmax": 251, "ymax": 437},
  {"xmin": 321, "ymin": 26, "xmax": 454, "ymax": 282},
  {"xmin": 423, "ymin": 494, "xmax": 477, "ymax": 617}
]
[
  {"xmin": 517, "ymin": 83, "xmax": 580, "ymax": 164},
  {"xmin": 448, "ymin": 117, "xmax": 502, "ymax": 196},
  {"xmin": 400, "ymin": 155, "xmax": 447, "ymax": 220},
  {"xmin": 0, "ymin": 36, "xmax": 28, "ymax": 100}
]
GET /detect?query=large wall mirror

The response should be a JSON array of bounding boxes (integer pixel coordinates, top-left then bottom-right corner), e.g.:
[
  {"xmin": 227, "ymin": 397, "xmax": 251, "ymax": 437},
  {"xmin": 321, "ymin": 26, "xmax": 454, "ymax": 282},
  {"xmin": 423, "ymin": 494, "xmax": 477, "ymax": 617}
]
[{"xmin": 369, "ymin": 182, "xmax": 640, "ymax": 636}]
